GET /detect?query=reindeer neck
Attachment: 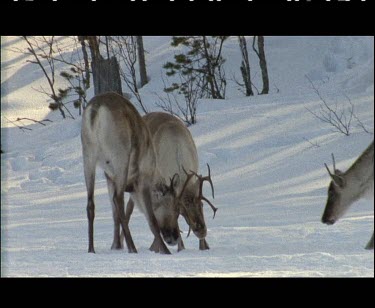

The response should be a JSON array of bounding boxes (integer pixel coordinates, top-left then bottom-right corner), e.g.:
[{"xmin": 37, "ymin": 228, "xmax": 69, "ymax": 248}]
[
  {"xmin": 344, "ymin": 142, "xmax": 374, "ymax": 201},
  {"xmin": 153, "ymin": 166, "xmax": 166, "ymax": 186}
]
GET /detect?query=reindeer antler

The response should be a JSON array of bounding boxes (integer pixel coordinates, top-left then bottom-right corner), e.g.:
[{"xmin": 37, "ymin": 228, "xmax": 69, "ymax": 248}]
[
  {"xmin": 188, "ymin": 164, "xmax": 217, "ymax": 218},
  {"xmin": 179, "ymin": 166, "xmax": 196, "ymax": 199},
  {"xmin": 201, "ymin": 196, "xmax": 218, "ymax": 219},
  {"xmin": 324, "ymin": 153, "xmax": 337, "ymax": 178},
  {"xmin": 331, "ymin": 153, "xmax": 336, "ymax": 172},
  {"xmin": 205, "ymin": 163, "xmax": 215, "ymax": 199},
  {"xmin": 179, "ymin": 164, "xmax": 218, "ymax": 218},
  {"xmin": 189, "ymin": 164, "xmax": 215, "ymax": 199},
  {"xmin": 324, "ymin": 163, "xmax": 334, "ymax": 178}
]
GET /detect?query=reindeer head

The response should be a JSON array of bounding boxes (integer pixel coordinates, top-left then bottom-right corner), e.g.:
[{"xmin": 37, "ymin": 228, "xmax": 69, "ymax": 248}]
[
  {"xmin": 322, "ymin": 153, "xmax": 349, "ymax": 225},
  {"xmin": 178, "ymin": 164, "xmax": 217, "ymax": 240},
  {"xmin": 152, "ymin": 174, "xmax": 181, "ymax": 246}
]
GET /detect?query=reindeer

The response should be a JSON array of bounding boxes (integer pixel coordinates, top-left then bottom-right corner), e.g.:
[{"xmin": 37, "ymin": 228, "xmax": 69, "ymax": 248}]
[
  {"xmin": 81, "ymin": 93, "xmax": 180, "ymax": 255},
  {"xmin": 123, "ymin": 112, "xmax": 217, "ymax": 251},
  {"xmin": 322, "ymin": 140, "xmax": 374, "ymax": 249}
]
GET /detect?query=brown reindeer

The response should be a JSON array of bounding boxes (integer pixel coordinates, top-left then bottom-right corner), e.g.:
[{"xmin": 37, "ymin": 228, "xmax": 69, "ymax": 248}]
[
  {"xmin": 81, "ymin": 93, "xmax": 180, "ymax": 254},
  {"xmin": 123, "ymin": 112, "xmax": 217, "ymax": 251},
  {"xmin": 322, "ymin": 140, "xmax": 374, "ymax": 249}
]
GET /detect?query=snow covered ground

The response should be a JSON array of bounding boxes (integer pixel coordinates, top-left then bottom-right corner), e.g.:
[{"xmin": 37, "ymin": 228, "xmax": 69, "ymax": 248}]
[{"xmin": 1, "ymin": 36, "xmax": 374, "ymax": 277}]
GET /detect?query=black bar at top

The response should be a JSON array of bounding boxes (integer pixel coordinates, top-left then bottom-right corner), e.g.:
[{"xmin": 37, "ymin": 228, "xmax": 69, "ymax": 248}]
[{"xmin": 1, "ymin": 0, "xmax": 373, "ymax": 35}]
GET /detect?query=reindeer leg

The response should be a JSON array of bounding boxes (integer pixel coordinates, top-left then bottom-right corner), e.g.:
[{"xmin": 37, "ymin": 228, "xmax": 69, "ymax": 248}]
[
  {"xmin": 365, "ymin": 231, "xmax": 374, "ymax": 250},
  {"xmin": 139, "ymin": 186, "xmax": 171, "ymax": 255},
  {"xmin": 83, "ymin": 154, "xmax": 96, "ymax": 253},
  {"xmin": 149, "ymin": 238, "xmax": 160, "ymax": 253},
  {"xmin": 123, "ymin": 198, "xmax": 137, "ymax": 253},
  {"xmin": 177, "ymin": 236, "xmax": 185, "ymax": 252},
  {"xmin": 112, "ymin": 175, "xmax": 138, "ymax": 254},
  {"xmin": 86, "ymin": 196, "xmax": 95, "ymax": 253},
  {"xmin": 105, "ymin": 173, "xmax": 123, "ymax": 250},
  {"xmin": 199, "ymin": 238, "xmax": 210, "ymax": 250},
  {"xmin": 115, "ymin": 194, "xmax": 138, "ymax": 254},
  {"xmin": 177, "ymin": 221, "xmax": 185, "ymax": 252}
]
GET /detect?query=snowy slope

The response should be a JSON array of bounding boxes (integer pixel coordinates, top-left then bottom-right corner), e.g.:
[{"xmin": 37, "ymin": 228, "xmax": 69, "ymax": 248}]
[{"xmin": 1, "ymin": 36, "xmax": 374, "ymax": 277}]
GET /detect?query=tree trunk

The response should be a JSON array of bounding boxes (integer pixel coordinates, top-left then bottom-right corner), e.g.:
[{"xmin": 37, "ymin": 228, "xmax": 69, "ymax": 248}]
[
  {"xmin": 238, "ymin": 36, "xmax": 253, "ymax": 96},
  {"xmin": 256, "ymin": 36, "xmax": 269, "ymax": 95},
  {"xmin": 91, "ymin": 57, "xmax": 122, "ymax": 96},
  {"xmin": 78, "ymin": 36, "xmax": 90, "ymax": 93},
  {"xmin": 136, "ymin": 36, "xmax": 148, "ymax": 87},
  {"xmin": 202, "ymin": 36, "xmax": 223, "ymax": 99},
  {"xmin": 85, "ymin": 36, "xmax": 102, "ymax": 62},
  {"xmin": 81, "ymin": 36, "xmax": 122, "ymax": 96}
]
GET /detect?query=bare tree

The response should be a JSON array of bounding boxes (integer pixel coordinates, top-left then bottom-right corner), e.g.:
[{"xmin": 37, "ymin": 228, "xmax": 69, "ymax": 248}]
[
  {"xmin": 80, "ymin": 36, "xmax": 122, "ymax": 96},
  {"xmin": 304, "ymin": 75, "xmax": 371, "ymax": 136},
  {"xmin": 78, "ymin": 36, "xmax": 91, "ymax": 93},
  {"xmin": 252, "ymin": 36, "xmax": 269, "ymax": 95},
  {"xmin": 155, "ymin": 73, "xmax": 205, "ymax": 126},
  {"xmin": 109, "ymin": 36, "xmax": 148, "ymax": 114},
  {"xmin": 16, "ymin": 37, "xmax": 97, "ymax": 118},
  {"xmin": 21, "ymin": 36, "xmax": 75, "ymax": 119},
  {"xmin": 238, "ymin": 36, "xmax": 253, "ymax": 96},
  {"xmin": 201, "ymin": 36, "xmax": 227, "ymax": 99},
  {"xmin": 55, "ymin": 37, "xmax": 91, "ymax": 115},
  {"xmin": 85, "ymin": 36, "xmax": 102, "ymax": 62}
]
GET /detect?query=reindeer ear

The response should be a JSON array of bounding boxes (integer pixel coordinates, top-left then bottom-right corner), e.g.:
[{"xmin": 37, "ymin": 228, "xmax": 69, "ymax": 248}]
[
  {"xmin": 170, "ymin": 173, "xmax": 180, "ymax": 192},
  {"xmin": 332, "ymin": 174, "xmax": 346, "ymax": 188},
  {"xmin": 334, "ymin": 169, "xmax": 344, "ymax": 176}
]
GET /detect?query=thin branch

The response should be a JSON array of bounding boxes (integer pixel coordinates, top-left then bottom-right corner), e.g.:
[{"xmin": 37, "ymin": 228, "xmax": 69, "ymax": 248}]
[
  {"xmin": 252, "ymin": 36, "xmax": 260, "ymax": 58},
  {"xmin": 342, "ymin": 93, "xmax": 373, "ymax": 134},
  {"xmin": 305, "ymin": 75, "xmax": 355, "ymax": 136},
  {"xmin": 22, "ymin": 36, "xmax": 67, "ymax": 119},
  {"xmin": 16, "ymin": 117, "xmax": 53, "ymax": 126},
  {"xmin": 3, "ymin": 116, "xmax": 32, "ymax": 132},
  {"xmin": 303, "ymin": 137, "xmax": 320, "ymax": 148},
  {"xmin": 109, "ymin": 36, "xmax": 148, "ymax": 114}
]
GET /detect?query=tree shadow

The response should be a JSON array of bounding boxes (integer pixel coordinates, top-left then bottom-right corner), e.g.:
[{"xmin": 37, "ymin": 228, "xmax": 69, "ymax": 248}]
[
  {"xmin": 1, "ymin": 36, "xmax": 79, "ymax": 98},
  {"xmin": 1, "ymin": 36, "xmax": 23, "ymax": 49}
]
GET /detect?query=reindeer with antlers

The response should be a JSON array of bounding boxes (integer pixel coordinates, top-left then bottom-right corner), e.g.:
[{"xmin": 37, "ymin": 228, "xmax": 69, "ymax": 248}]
[
  {"xmin": 124, "ymin": 112, "xmax": 217, "ymax": 251},
  {"xmin": 322, "ymin": 140, "xmax": 374, "ymax": 250}
]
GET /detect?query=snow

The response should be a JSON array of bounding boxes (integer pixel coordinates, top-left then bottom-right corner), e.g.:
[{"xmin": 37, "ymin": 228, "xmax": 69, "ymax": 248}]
[{"xmin": 1, "ymin": 36, "xmax": 374, "ymax": 277}]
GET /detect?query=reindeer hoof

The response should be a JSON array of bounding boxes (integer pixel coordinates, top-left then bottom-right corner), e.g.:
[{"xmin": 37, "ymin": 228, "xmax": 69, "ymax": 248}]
[
  {"xmin": 160, "ymin": 248, "xmax": 171, "ymax": 255},
  {"xmin": 149, "ymin": 239, "xmax": 171, "ymax": 254},
  {"xmin": 177, "ymin": 245, "xmax": 185, "ymax": 252},
  {"xmin": 199, "ymin": 239, "xmax": 210, "ymax": 250},
  {"xmin": 149, "ymin": 242, "xmax": 159, "ymax": 253},
  {"xmin": 128, "ymin": 248, "xmax": 138, "ymax": 253},
  {"xmin": 177, "ymin": 237, "xmax": 185, "ymax": 252},
  {"xmin": 159, "ymin": 242, "xmax": 171, "ymax": 254},
  {"xmin": 111, "ymin": 242, "xmax": 124, "ymax": 250}
]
